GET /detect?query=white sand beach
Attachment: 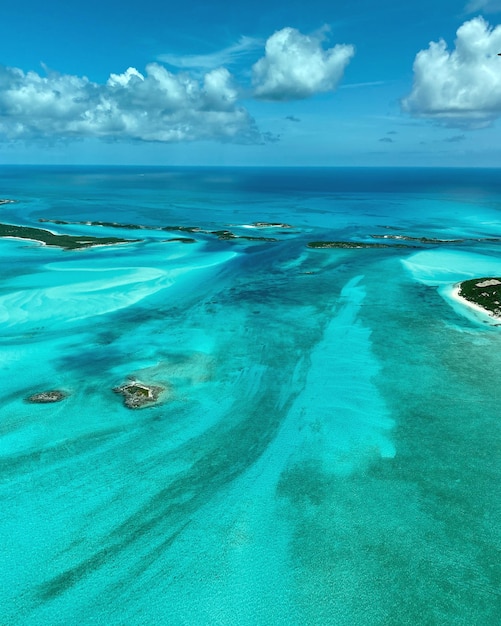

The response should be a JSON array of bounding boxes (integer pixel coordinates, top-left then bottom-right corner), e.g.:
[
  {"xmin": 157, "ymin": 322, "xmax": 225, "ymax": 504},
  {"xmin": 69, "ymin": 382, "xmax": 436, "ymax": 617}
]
[{"xmin": 449, "ymin": 284, "xmax": 501, "ymax": 323}]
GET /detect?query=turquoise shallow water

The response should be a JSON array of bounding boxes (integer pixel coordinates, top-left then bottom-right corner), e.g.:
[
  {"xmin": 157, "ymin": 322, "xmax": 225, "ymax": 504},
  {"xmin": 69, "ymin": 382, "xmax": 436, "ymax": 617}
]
[{"xmin": 0, "ymin": 167, "xmax": 500, "ymax": 625}]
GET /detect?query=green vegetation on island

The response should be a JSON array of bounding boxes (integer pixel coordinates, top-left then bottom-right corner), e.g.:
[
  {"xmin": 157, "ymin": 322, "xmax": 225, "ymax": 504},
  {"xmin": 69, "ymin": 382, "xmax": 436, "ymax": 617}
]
[
  {"xmin": 236, "ymin": 235, "xmax": 278, "ymax": 242},
  {"xmin": 164, "ymin": 237, "xmax": 197, "ymax": 244},
  {"xmin": 370, "ymin": 234, "xmax": 463, "ymax": 244},
  {"xmin": 371, "ymin": 233, "xmax": 501, "ymax": 244},
  {"xmin": 211, "ymin": 229, "xmax": 277, "ymax": 242},
  {"xmin": 39, "ymin": 218, "xmax": 148, "ymax": 231},
  {"xmin": 0, "ymin": 222, "xmax": 138, "ymax": 250},
  {"xmin": 308, "ymin": 232, "xmax": 501, "ymax": 250},
  {"xmin": 39, "ymin": 218, "xmax": 279, "ymax": 243},
  {"xmin": 250, "ymin": 222, "xmax": 293, "ymax": 228},
  {"xmin": 458, "ymin": 277, "xmax": 501, "ymax": 318},
  {"xmin": 307, "ymin": 241, "xmax": 412, "ymax": 249}
]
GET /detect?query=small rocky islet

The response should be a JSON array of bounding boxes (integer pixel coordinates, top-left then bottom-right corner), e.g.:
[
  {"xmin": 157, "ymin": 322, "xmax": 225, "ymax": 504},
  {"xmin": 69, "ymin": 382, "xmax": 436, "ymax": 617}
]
[
  {"xmin": 25, "ymin": 390, "xmax": 67, "ymax": 403},
  {"xmin": 113, "ymin": 381, "xmax": 165, "ymax": 409},
  {"xmin": 23, "ymin": 382, "xmax": 166, "ymax": 409}
]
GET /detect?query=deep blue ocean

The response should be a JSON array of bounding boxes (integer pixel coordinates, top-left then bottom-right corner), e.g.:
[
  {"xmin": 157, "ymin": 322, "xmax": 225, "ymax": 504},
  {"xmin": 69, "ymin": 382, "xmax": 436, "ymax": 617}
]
[{"xmin": 0, "ymin": 166, "xmax": 500, "ymax": 625}]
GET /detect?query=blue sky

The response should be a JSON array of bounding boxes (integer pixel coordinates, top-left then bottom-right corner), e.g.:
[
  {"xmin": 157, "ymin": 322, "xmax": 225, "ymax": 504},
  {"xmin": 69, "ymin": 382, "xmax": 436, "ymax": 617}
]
[{"xmin": 1, "ymin": 0, "xmax": 501, "ymax": 166}]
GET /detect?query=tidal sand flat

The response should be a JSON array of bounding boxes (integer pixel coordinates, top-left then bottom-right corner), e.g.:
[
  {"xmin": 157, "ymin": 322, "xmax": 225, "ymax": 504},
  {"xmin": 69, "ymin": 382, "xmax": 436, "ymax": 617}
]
[
  {"xmin": 404, "ymin": 248, "xmax": 501, "ymax": 326},
  {"xmin": 0, "ymin": 167, "xmax": 500, "ymax": 625}
]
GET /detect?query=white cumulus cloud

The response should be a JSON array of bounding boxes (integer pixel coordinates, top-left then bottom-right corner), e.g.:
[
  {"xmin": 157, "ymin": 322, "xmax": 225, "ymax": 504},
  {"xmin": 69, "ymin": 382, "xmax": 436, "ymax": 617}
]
[
  {"xmin": 0, "ymin": 63, "xmax": 260, "ymax": 143},
  {"xmin": 252, "ymin": 27, "xmax": 355, "ymax": 101},
  {"xmin": 0, "ymin": 25, "xmax": 354, "ymax": 145},
  {"xmin": 402, "ymin": 17, "xmax": 501, "ymax": 128}
]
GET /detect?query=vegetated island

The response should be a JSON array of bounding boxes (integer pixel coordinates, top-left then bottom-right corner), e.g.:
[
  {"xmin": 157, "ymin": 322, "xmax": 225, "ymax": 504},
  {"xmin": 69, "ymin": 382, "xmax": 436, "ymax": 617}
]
[
  {"xmin": 308, "ymin": 233, "xmax": 501, "ymax": 250},
  {"xmin": 164, "ymin": 237, "xmax": 197, "ymax": 244},
  {"xmin": 307, "ymin": 241, "xmax": 414, "ymax": 249},
  {"xmin": 210, "ymin": 229, "xmax": 277, "ymax": 242},
  {"xmin": 113, "ymin": 381, "xmax": 165, "ymax": 409},
  {"xmin": 455, "ymin": 277, "xmax": 501, "ymax": 319},
  {"xmin": 370, "ymin": 234, "xmax": 463, "ymax": 244},
  {"xmin": 0, "ymin": 222, "xmax": 138, "ymax": 250},
  {"xmin": 39, "ymin": 218, "xmax": 278, "ymax": 243},
  {"xmin": 371, "ymin": 233, "xmax": 501, "ymax": 244},
  {"xmin": 246, "ymin": 222, "xmax": 293, "ymax": 228}
]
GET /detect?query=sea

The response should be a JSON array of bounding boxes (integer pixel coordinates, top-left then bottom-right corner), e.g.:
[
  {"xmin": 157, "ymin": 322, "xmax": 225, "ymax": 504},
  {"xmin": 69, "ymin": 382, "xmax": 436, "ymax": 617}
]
[{"xmin": 0, "ymin": 166, "xmax": 500, "ymax": 625}]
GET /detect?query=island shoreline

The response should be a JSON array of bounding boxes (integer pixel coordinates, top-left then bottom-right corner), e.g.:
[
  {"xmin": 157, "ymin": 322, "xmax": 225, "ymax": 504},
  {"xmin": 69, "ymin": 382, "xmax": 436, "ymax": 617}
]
[{"xmin": 450, "ymin": 284, "xmax": 501, "ymax": 322}]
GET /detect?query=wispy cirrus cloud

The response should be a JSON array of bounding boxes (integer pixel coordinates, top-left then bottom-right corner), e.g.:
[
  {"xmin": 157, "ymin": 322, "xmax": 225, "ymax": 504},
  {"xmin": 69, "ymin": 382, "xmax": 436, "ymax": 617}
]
[
  {"xmin": 464, "ymin": 0, "xmax": 501, "ymax": 14},
  {"xmin": 158, "ymin": 36, "xmax": 262, "ymax": 70},
  {"xmin": 340, "ymin": 80, "xmax": 385, "ymax": 89}
]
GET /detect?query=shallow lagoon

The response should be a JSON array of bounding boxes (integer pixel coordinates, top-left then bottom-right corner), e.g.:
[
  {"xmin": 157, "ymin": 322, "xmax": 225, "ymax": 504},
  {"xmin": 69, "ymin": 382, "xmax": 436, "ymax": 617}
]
[{"xmin": 0, "ymin": 167, "xmax": 500, "ymax": 624}]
